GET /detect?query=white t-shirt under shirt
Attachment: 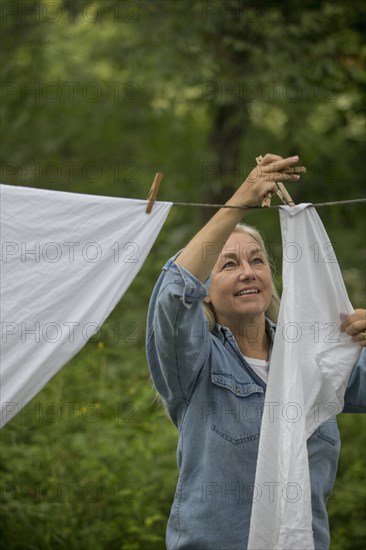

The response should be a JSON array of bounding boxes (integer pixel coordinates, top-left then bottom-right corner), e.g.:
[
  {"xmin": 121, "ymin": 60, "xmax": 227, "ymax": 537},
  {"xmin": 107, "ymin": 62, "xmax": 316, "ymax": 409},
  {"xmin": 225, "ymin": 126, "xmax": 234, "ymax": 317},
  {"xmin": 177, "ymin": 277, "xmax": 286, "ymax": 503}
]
[{"xmin": 242, "ymin": 355, "xmax": 269, "ymax": 383}]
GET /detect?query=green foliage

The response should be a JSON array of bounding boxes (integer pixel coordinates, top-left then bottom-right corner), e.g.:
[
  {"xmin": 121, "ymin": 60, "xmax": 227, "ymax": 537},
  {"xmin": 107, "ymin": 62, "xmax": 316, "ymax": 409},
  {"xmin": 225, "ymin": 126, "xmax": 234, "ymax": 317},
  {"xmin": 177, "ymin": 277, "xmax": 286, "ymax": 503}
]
[
  {"xmin": 328, "ymin": 414, "xmax": 366, "ymax": 550},
  {"xmin": 0, "ymin": 0, "xmax": 365, "ymax": 547},
  {"xmin": 0, "ymin": 336, "xmax": 178, "ymax": 549}
]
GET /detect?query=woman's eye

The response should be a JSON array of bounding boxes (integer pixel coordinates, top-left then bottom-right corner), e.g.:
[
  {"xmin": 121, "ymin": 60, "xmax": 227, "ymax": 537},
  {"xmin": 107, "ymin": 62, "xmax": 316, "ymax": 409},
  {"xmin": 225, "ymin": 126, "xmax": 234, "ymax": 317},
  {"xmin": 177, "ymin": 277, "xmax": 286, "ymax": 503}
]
[
  {"xmin": 252, "ymin": 257, "xmax": 264, "ymax": 264},
  {"xmin": 223, "ymin": 261, "xmax": 236, "ymax": 269}
]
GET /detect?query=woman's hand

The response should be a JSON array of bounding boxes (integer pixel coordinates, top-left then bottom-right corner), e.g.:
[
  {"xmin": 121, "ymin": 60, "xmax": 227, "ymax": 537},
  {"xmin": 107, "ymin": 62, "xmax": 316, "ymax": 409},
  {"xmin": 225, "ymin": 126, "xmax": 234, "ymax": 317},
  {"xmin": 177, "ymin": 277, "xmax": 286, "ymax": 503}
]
[
  {"xmin": 228, "ymin": 153, "xmax": 301, "ymax": 208},
  {"xmin": 176, "ymin": 152, "xmax": 301, "ymax": 283},
  {"xmin": 340, "ymin": 309, "xmax": 366, "ymax": 347}
]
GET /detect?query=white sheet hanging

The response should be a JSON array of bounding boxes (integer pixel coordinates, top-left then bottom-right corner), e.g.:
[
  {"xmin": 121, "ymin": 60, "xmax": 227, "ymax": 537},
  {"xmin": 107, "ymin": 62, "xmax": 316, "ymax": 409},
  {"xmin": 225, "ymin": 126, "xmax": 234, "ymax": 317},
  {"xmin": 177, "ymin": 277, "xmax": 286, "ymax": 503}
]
[
  {"xmin": 0, "ymin": 184, "xmax": 172, "ymax": 427},
  {"xmin": 248, "ymin": 204, "xmax": 360, "ymax": 549}
]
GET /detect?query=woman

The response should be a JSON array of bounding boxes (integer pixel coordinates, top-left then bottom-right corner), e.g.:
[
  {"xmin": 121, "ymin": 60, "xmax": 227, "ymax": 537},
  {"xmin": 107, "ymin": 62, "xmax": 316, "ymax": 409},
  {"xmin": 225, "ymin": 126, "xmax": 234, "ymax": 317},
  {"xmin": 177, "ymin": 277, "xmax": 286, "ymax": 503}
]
[{"xmin": 146, "ymin": 154, "xmax": 366, "ymax": 549}]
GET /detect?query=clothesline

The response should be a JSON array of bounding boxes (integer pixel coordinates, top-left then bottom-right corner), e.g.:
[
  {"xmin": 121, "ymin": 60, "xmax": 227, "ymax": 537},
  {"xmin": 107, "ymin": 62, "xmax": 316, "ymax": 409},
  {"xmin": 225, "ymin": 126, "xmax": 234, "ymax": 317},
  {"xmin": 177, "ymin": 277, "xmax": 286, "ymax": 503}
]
[
  {"xmin": 2, "ymin": 181, "xmax": 364, "ymax": 212},
  {"xmin": 145, "ymin": 172, "xmax": 366, "ymax": 213},
  {"xmin": 170, "ymin": 197, "xmax": 366, "ymax": 210}
]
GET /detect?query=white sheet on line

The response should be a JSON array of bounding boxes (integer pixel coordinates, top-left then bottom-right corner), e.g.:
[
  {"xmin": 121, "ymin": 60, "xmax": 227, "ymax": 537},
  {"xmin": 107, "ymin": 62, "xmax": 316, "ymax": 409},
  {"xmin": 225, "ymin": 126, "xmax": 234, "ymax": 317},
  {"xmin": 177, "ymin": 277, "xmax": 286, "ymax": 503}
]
[
  {"xmin": 0, "ymin": 184, "xmax": 172, "ymax": 427},
  {"xmin": 248, "ymin": 204, "xmax": 360, "ymax": 550}
]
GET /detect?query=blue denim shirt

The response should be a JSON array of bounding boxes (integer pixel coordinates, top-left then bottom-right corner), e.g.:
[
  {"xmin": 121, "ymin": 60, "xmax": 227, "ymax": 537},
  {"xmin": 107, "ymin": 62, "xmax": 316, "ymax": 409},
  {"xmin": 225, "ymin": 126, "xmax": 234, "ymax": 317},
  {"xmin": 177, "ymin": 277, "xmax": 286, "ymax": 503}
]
[{"xmin": 146, "ymin": 253, "xmax": 366, "ymax": 550}]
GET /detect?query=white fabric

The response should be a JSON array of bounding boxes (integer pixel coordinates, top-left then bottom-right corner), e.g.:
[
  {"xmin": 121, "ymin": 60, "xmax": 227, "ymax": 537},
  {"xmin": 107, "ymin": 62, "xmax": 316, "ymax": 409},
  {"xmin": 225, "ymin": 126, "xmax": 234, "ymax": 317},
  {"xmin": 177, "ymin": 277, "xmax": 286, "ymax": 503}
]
[
  {"xmin": 243, "ymin": 355, "xmax": 269, "ymax": 383},
  {"xmin": 0, "ymin": 184, "xmax": 172, "ymax": 427},
  {"xmin": 248, "ymin": 204, "xmax": 360, "ymax": 550}
]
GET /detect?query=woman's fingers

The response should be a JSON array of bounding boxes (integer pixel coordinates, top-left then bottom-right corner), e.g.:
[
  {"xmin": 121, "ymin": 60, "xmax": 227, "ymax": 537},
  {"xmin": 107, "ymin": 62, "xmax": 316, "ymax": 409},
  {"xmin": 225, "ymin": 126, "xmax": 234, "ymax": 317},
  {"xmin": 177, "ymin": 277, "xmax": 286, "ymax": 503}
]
[
  {"xmin": 259, "ymin": 154, "xmax": 284, "ymax": 165},
  {"xmin": 341, "ymin": 319, "xmax": 365, "ymax": 336},
  {"xmin": 270, "ymin": 171, "xmax": 300, "ymax": 182},
  {"xmin": 249, "ymin": 169, "xmax": 301, "ymax": 183},
  {"xmin": 248, "ymin": 155, "xmax": 302, "ymax": 183},
  {"xmin": 238, "ymin": 154, "xmax": 301, "ymax": 207},
  {"xmin": 340, "ymin": 309, "xmax": 366, "ymax": 346},
  {"xmin": 260, "ymin": 154, "xmax": 299, "ymax": 169},
  {"xmin": 340, "ymin": 309, "xmax": 366, "ymax": 332}
]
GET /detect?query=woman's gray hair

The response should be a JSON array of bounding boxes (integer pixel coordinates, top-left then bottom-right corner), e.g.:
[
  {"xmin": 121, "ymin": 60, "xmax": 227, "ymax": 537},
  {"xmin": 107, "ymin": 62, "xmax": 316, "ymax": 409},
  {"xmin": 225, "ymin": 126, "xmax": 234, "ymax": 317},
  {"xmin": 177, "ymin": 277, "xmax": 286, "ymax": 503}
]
[{"xmin": 202, "ymin": 223, "xmax": 280, "ymax": 331}]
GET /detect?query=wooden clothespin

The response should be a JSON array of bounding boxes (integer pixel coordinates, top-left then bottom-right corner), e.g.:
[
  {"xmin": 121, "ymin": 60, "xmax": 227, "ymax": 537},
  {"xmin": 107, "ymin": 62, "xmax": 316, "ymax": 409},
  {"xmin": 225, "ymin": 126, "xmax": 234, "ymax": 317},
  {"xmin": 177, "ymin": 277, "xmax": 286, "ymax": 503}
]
[
  {"xmin": 256, "ymin": 156, "xmax": 272, "ymax": 208},
  {"xmin": 256, "ymin": 155, "xmax": 302, "ymax": 208},
  {"xmin": 279, "ymin": 166, "xmax": 306, "ymax": 207},
  {"xmin": 146, "ymin": 172, "xmax": 163, "ymax": 214},
  {"xmin": 276, "ymin": 182, "xmax": 295, "ymax": 207}
]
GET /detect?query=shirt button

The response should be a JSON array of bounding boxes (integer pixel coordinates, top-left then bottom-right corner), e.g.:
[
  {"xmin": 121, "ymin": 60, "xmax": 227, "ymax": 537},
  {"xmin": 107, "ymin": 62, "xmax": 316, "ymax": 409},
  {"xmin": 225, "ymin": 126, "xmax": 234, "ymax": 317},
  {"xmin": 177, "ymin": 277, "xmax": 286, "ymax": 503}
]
[{"xmin": 235, "ymin": 387, "xmax": 241, "ymax": 394}]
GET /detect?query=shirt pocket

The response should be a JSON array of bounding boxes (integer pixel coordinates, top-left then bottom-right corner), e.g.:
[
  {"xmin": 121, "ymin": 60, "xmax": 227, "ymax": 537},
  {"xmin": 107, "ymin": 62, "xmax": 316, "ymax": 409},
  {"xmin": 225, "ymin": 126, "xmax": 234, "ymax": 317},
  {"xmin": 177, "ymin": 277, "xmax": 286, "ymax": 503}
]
[
  {"xmin": 314, "ymin": 418, "xmax": 340, "ymax": 446},
  {"xmin": 210, "ymin": 372, "xmax": 264, "ymax": 445}
]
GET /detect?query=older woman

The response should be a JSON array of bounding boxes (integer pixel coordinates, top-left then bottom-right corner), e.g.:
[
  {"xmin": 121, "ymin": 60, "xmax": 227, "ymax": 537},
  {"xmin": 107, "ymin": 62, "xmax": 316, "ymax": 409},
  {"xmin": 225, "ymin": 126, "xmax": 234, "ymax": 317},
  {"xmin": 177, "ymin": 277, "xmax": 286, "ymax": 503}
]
[{"xmin": 146, "ymin": 154, "xmax": 366, "ymax": 549}]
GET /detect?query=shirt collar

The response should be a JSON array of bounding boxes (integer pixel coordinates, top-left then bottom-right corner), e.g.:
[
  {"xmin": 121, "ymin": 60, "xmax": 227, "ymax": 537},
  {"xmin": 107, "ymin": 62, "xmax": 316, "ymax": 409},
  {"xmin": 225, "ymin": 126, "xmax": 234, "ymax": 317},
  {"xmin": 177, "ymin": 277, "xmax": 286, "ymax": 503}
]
[{"xmin": 213, "ymin": 317, "xmax": 276, "ymax": 344}]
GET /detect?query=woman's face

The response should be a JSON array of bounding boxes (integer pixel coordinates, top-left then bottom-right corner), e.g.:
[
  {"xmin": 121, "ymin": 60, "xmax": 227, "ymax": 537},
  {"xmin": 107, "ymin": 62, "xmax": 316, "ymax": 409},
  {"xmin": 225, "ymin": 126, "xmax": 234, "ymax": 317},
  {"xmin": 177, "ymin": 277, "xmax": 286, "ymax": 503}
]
[{"xmin": 204, "ymin": 231, "xmax": 273, "ymax": 328}]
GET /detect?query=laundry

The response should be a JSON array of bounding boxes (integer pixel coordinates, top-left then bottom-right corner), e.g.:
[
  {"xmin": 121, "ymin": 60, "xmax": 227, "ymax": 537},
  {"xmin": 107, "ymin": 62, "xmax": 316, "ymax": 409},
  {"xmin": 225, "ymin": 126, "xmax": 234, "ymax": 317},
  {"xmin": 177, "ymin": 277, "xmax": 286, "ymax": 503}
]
[
  {"xmin": 1, "ymin": 185, "xmax": 362, "ymax": 545},
  {"xmin": 0, "ymin": 184, "xmax": 172, "ymax": 427},
  {"xmin": 247, "ymin": 204, "xmax": 361, "ymax": 549}
]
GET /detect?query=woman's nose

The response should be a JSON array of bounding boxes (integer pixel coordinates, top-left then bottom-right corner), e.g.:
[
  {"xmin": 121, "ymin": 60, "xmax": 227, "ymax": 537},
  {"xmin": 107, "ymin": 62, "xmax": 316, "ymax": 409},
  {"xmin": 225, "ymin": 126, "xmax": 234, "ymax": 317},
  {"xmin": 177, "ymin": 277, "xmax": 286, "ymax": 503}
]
[{"xmin": 238, "ymin": 262, "xmax": 256, "ymax": 280}]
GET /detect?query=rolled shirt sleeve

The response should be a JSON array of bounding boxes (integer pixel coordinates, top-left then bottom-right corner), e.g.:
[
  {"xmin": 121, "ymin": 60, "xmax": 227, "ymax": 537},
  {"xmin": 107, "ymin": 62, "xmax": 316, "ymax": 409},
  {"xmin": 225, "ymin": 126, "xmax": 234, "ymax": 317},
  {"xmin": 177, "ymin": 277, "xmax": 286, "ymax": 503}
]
[{"xmin": 146, "ymin": 252, "xmax": 212, "ymax": 424}]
